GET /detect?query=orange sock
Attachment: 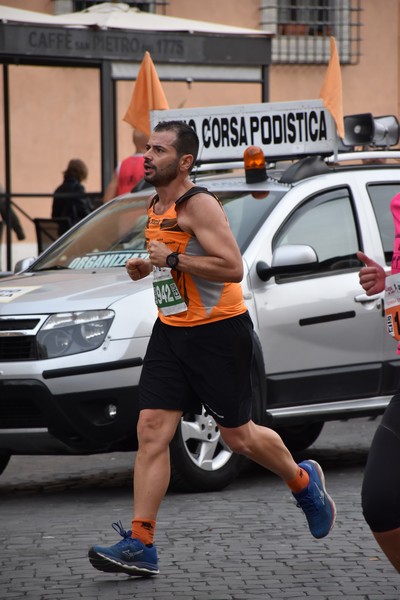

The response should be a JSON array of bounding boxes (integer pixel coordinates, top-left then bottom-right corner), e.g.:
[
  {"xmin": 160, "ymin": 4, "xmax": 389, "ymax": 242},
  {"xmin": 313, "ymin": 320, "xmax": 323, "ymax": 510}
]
[
  {"xmin": 286, "ymin": 466, "xmax": 310, "ymax": 493},
  {"xmin": 131, "ymin": 519, "xmax": 156, "ymax": 546}
]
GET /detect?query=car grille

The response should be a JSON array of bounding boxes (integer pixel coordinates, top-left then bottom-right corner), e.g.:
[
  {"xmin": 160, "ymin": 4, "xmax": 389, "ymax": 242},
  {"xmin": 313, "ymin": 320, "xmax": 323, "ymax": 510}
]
[
  {"xmin": 0, "ymin": 318, "xmax": 43, "ymax": 361},
  {"xmin": 0, "ymin": 336, "xmax": 38, "ymax": 360},
  {"xmin": 0, "ymin": 319, "xmax": 40, "ymax": 331}
]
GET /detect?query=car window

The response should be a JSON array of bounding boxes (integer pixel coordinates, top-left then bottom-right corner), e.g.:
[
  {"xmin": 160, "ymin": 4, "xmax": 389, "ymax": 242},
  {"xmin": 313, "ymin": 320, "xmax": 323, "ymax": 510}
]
[
  {"xmin": 221, "ymin": 191, "xmax": 283, "ymax": 252},
  {"xmin": 33, "ymin": 195, "xmax": 150, "ymax": 271},
  {"xmin": 367, "ymin": 183, "xmax": 400, "ymax": 265},
  {"xmin": 32, "ymin": 189, "xmax": 284, "ymax": 271},
  {"xmin": 273, "ymin": 187, "xmax": 361, "ymax": 275}
]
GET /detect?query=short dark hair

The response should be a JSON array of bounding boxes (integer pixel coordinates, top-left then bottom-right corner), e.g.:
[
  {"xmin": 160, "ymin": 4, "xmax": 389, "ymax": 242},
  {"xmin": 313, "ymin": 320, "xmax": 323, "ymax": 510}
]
[
  {"xmin": 64, "ymin": 159, "xmax": 88, "ymax": 182},
  {"xmin": 154, "ymin": 120, "xmax": 199, "ymax": 171}
]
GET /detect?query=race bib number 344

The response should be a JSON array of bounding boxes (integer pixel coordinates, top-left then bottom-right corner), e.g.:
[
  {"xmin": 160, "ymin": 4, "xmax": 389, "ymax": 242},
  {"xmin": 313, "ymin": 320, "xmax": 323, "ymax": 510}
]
[
  {"xmin": 152, "ymin": 267, "xmax": 187, "ymax": 316},
  {"xmin": 385, "ymin": 274, "xmax": 400, "ymax": 340}
]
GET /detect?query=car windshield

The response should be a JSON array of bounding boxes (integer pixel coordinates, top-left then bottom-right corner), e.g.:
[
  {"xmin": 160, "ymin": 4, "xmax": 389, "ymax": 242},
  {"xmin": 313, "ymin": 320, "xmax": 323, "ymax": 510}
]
[{"xmin": 32, "ymin": 189, "xmax": 283, "ymax": 271}]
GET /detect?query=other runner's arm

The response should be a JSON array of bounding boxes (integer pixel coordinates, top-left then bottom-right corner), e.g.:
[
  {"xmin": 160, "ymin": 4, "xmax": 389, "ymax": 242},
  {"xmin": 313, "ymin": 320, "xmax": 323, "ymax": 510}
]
[{"xmin": 357, "ymin": 250, "xmax": 388, "ymax": 295}]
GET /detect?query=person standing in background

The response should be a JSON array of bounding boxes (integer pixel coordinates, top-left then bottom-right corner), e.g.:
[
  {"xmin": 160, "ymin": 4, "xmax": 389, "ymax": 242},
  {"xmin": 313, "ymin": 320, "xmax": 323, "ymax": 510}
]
[
  {"xmin": 52, "ymin": 159, "xmax": 91, "ymax": 234},
  {"xmin": 102, "ymin": 129, "xmax": 148, "ymax": 202}
]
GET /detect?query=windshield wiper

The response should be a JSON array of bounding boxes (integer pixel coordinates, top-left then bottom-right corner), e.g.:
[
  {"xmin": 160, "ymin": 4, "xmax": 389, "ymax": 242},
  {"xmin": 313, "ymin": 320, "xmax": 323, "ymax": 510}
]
[{"xmin": 34, "ymin": 265, "xmax": 71, "ymax": 272}]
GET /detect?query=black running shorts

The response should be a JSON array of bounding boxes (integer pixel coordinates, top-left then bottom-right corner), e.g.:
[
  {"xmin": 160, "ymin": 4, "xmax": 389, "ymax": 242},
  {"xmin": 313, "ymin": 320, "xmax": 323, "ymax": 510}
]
[{"xmin": 138, "ymin": 311, "xmax": 254, "ymax": 428}]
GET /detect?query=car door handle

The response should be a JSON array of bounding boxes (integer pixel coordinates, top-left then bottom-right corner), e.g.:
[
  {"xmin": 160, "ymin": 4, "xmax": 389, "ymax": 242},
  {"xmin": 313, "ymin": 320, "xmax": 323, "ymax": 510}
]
[{"xmin": 354, "ymin": 293, "xmax": 382, "ymax": 303}]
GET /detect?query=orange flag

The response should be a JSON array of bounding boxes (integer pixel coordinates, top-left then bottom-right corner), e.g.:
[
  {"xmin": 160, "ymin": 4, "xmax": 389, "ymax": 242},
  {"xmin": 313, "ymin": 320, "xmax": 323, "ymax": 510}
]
[
  {"xmin": 123, "ymin": 51, "xmax": 169, "ymax": 136},
  {"xmin": 319, "ymin": 37, "xmax": 344, "ymax": 139}
]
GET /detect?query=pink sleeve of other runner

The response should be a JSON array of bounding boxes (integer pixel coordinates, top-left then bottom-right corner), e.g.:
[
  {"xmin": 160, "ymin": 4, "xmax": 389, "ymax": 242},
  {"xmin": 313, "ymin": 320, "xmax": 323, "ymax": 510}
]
[{"xmin": 390, "ymin": 192, "xmax": 400, "ymax": 274}]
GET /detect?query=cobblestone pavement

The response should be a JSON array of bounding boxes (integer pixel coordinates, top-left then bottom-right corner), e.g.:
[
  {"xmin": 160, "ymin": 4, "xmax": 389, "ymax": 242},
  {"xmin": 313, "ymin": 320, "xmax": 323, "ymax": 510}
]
[{"xmin": 1, "ymin": 417, "xmax": 399, "ymax": 600}]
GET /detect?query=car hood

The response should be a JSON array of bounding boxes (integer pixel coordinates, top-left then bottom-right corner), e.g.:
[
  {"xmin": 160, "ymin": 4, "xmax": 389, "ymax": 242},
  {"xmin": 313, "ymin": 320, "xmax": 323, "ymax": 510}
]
[{"xmin": 0, "ymin": 269, "xmax": 152, "ymax": 315}]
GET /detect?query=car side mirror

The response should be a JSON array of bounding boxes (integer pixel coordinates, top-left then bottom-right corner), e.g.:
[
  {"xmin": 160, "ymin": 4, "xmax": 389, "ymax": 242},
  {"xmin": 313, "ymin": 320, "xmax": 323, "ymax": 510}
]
[
  {"xmin": 256, "ymin": 244, "xmax": 318, "ymax": 282},
  {"xmin": 14, "ymin": 257, "xmax": 36, "ymax": 273}
]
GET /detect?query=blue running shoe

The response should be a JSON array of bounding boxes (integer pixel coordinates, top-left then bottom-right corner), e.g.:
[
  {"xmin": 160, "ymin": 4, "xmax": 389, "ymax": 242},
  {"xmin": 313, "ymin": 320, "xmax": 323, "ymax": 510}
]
[
  {"xmin": 88, "ymin": 521, "xmax": 159, "ymax": 577},
  {"xmin": 293, "ymin": 460, "xmax": 336, "ymax": 539}
]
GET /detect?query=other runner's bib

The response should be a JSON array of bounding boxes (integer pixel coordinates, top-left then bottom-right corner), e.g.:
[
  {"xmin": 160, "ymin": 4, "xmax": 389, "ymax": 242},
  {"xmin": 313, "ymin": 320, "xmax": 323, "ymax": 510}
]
[{"xmin": 385, "ymin": 273, "xmax": 400, "ymax": 340}]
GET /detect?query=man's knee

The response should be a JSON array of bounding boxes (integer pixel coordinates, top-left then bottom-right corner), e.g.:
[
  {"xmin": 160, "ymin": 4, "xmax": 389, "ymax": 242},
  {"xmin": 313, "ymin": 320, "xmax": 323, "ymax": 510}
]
[{"xmin": 137, "ymin": 409, "xmax": 181, "ymax": 446}]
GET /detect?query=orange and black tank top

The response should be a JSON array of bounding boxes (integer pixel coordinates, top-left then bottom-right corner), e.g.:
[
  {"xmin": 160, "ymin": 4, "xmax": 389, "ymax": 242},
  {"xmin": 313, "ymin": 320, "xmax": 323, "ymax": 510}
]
[{"xmin": 146, "ymin": 186, "xmax": 247, "ymax": 327}]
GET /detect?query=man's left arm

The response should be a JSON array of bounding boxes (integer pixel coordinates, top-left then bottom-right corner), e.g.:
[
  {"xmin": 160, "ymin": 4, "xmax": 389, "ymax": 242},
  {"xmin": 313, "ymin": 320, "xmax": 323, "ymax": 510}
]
[{"xmin": 148, "ymin": 194, "xmax": 243, "ymax": 282}]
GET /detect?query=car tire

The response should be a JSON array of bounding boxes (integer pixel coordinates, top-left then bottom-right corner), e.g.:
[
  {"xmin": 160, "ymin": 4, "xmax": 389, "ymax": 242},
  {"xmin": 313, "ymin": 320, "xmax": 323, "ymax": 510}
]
[
  {"xmin": 0, "ymin": 453, "xmax": 11, "ymax": 476},
  {"xmin": 275, "ymin": 422, "xmax": 324, "ymax": 452},
  {"xmin": 168, "ymin": 409, "xmax": 246, "ymax": 493}
]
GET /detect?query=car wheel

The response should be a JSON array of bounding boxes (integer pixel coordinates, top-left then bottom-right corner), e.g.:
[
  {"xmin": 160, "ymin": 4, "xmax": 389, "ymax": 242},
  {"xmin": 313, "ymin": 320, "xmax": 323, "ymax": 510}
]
[
  {"xmin": 275, "ymin": 422, "xmax": 324, "ymax": 452},
  {"xmin": 168, "ymin": 408, "xmax": 246, "ymax": 493},
  {"xmin": 0, "ymin": 453, "xmax": 11, "ymax": 476}
]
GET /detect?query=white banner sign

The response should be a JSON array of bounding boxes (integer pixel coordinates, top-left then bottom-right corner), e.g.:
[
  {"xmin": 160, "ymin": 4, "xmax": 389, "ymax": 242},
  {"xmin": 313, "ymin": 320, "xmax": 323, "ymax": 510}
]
[{"xmin": 151, "ymin": 99, "xmax": 337, "ymax": 162}]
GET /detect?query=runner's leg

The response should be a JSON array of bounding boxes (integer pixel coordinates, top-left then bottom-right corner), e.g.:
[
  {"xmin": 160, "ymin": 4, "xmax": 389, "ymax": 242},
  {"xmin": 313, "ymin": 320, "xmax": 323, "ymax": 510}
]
[
  {"xmin": 219, "ymin": 420, "xmax": 298, "ymax": 480},
  {"xmin": 134, "ymin": 408, "xmax": 183, "ymax": 520}
]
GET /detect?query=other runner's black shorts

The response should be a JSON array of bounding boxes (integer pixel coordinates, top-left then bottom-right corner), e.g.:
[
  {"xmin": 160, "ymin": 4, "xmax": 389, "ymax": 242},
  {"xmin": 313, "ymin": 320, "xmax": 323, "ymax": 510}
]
[
  {"xmin": 362, "ymin": 391, "xmax": 400, "ymax": 532},
  {"xmin": 138, "ymin": 311, "xmax": 254, "ymax": 428}
]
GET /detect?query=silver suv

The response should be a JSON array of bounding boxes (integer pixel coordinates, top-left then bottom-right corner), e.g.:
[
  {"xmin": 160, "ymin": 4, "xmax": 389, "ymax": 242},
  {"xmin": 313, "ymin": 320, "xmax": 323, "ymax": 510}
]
[{"xmin": 1, "ymin": 120, "xmax": 400, "ymax": 492}]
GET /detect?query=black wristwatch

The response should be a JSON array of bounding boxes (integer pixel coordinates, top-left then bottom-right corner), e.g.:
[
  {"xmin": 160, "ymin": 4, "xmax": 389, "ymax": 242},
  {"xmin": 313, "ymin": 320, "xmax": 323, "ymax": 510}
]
[{"xmin": 166, "ymin": 252, "xmax": 180, "ymax": 269}]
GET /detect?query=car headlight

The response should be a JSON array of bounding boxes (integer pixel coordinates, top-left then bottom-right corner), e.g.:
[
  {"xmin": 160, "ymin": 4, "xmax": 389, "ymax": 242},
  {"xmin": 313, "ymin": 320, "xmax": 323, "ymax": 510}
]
[{"xmin": 37, "ymin": 310, "xmax": 114, "ymax": 358}]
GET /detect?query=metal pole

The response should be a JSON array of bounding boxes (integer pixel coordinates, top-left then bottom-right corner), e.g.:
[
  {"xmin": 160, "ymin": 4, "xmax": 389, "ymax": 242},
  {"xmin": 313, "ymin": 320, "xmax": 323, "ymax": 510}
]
[
  {"xmin": 100, "ymin": 61, "xmax": 115, "ymax": 194},
  {"xmin": 3, "ymin": 64, "xmax": 12, "ymax": 271},
  {"xmin": 261, "ymin": 65, "xmax": 269, "ymax": 102}
]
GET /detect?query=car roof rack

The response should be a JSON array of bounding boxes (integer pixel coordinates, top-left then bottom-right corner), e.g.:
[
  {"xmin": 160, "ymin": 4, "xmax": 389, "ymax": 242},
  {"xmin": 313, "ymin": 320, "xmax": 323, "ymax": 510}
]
[
  {"xmin": 192, "ymin": 149, "xmax": 400, "ymax": 186},
  {"xmin": 193, "ymin": 161, "xmax": 243, "ymax": 173},
  {"xmin": 326, "ymin": 150, "xmax": 400, "ymax": 163},
  {"xmin": 280, "ymin": 150, "xmax": 400, "ymax": 184}
]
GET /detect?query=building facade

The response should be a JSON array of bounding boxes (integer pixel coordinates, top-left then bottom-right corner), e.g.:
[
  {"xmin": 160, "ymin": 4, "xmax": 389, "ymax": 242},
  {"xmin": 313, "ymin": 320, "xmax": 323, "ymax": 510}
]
[{"xmin": 0, "ymin": 0, "xmax": 399, "ymax": 267}]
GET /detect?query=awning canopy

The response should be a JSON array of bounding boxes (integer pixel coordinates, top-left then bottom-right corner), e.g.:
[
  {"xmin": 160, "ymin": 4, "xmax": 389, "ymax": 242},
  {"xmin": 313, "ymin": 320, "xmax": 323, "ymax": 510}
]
[
  {"xmin": 0, "ymin": 2, "xmax": 268, "ymax": 35},
  {"xmin": 0, "ymin": 2, "xmax": 271, "ymax": 76}
]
